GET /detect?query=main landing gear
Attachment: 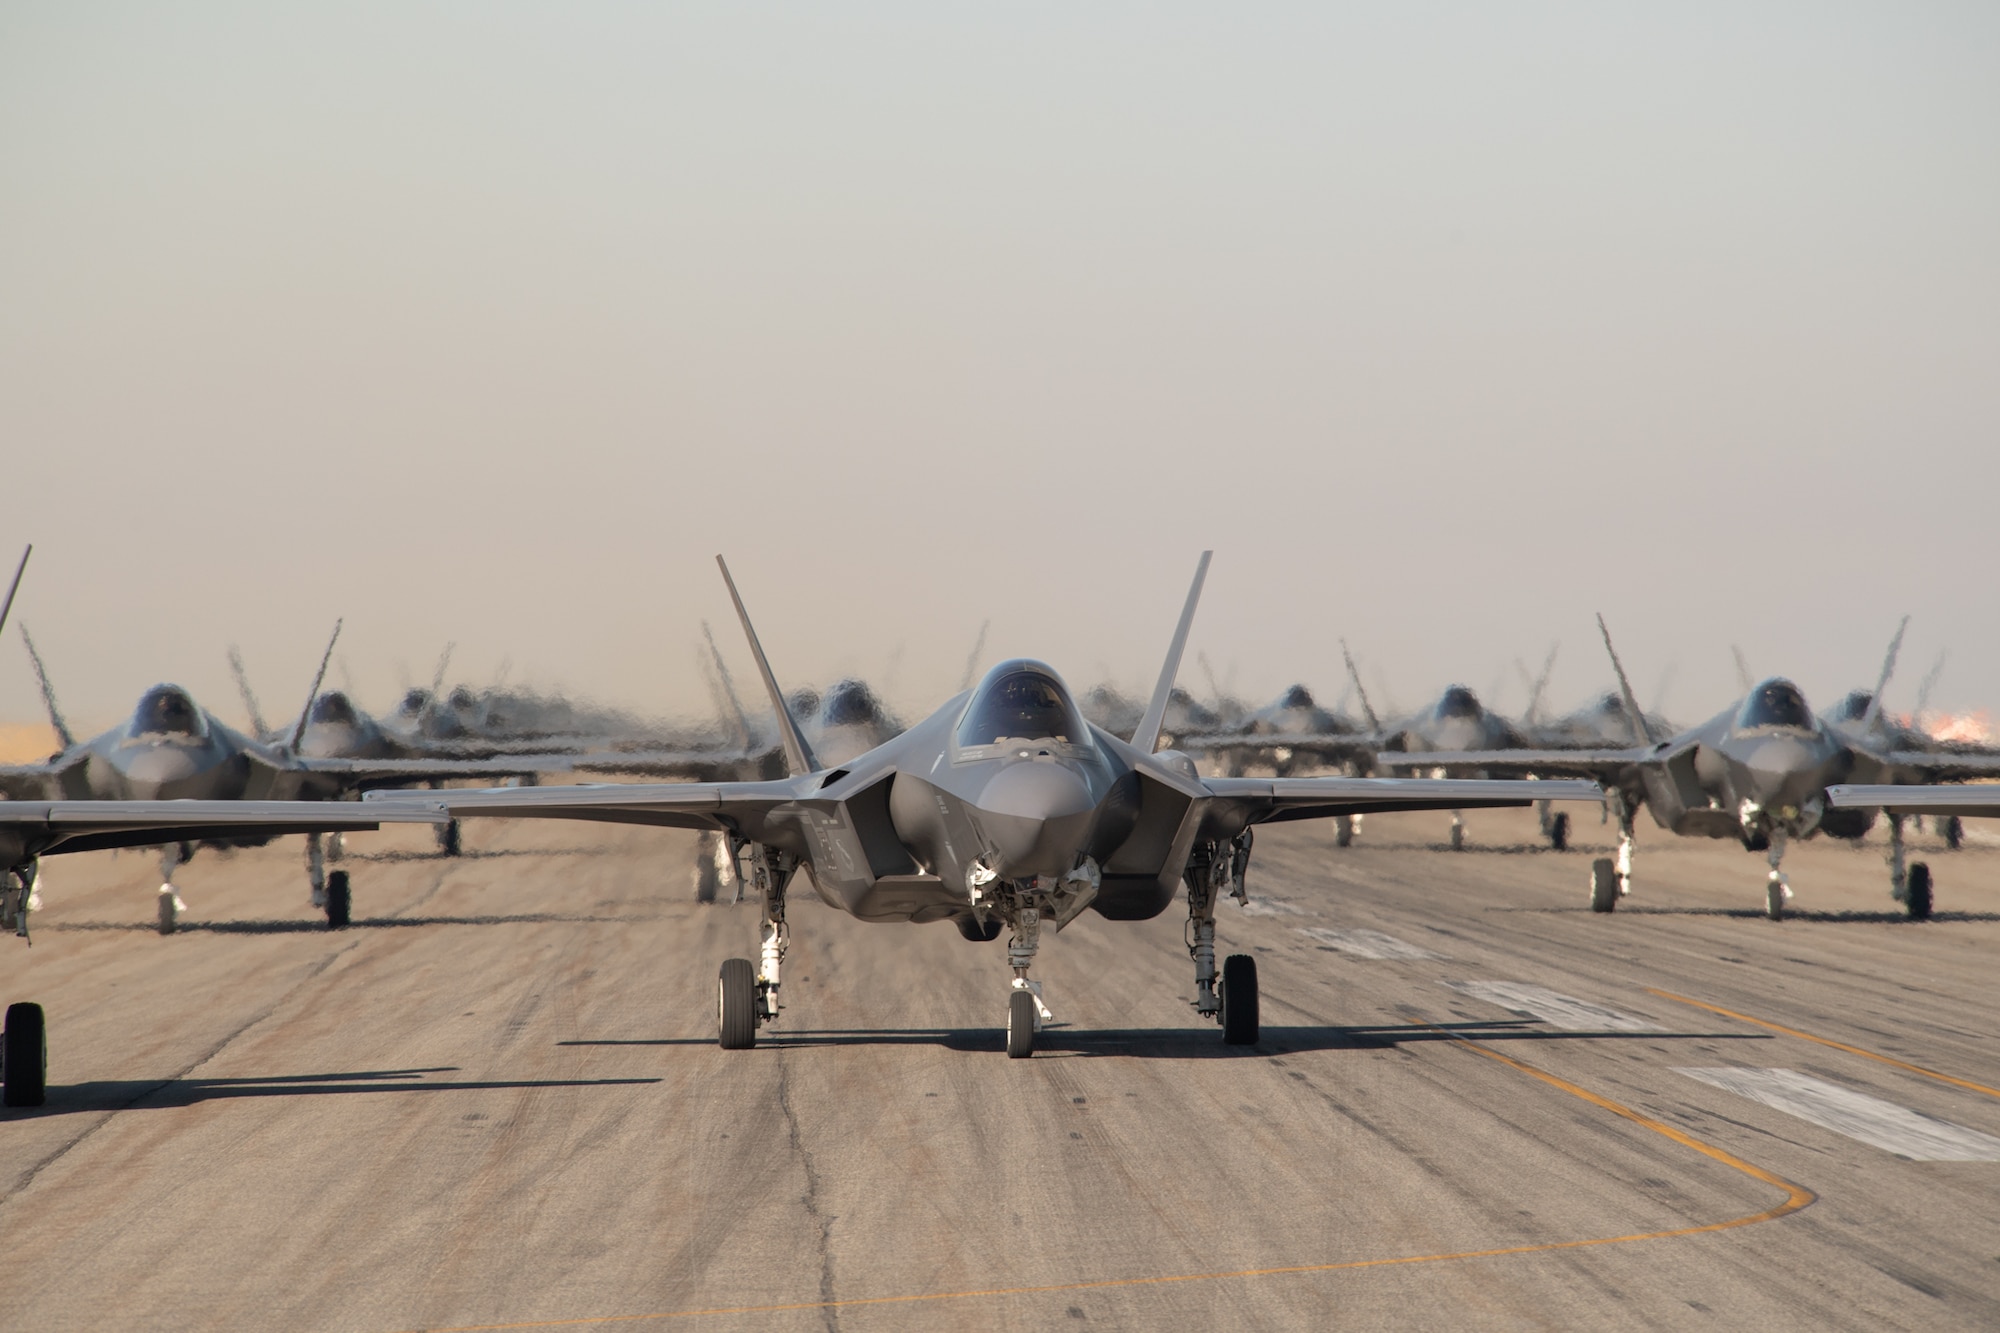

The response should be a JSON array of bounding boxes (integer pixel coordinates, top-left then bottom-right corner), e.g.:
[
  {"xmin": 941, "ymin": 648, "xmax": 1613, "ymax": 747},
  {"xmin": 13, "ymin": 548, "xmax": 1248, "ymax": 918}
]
[
  {"xmin": 1539, "ymin": 801, "xmax": 1570, "ymax": 851},
  {"xmin": 1587, "ymin": 792, "xmax": 1637, "ymax": 913},
  {"xmin": 716, "ymin": 842, "xmax": 795, "ymax": 1050},
  {"xmin": 307, "ymin": 834, "xmax": 354, "ymax": 928},
  {"xmin": 1885, "ymin": 814, "xmax": 1934, "ymax": 922},
  {"xmin": 157, "ymin": 842, "xmax": 191, "ymax": 935},
  {"xmin": 1186, "ymin": 831, "xmax": 1259, "ymax": 1047}
]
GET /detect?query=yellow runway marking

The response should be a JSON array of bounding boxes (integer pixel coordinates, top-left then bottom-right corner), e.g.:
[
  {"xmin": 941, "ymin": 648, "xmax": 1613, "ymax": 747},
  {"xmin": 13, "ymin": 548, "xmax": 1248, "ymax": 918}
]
[
  {"xmin": 402, "ymin": 1027, "xmax": 1813, "ymax": 1332},
  {"xmin": 1650, "ymin": 988, "xmax": 2000, "ymax": 1102}
]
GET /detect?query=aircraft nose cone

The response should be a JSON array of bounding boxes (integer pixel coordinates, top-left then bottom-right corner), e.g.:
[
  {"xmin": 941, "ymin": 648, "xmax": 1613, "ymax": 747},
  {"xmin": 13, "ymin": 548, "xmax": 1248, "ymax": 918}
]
[
  {"xmin": 974, "ymin": 761, "xmax": 1098, "ymax": 879},
  {"xmin": 1742, "ymin": 737, "xmax": 1818, "ymax": 807},
  {"xmin": 120, "ymin": 745, "xmax": 204, "ymax": 790}
]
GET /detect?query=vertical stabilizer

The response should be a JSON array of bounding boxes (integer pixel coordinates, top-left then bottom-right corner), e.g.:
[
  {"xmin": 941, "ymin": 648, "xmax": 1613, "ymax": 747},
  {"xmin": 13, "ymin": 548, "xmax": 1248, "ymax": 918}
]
[
  {"xmin": 716, "ymin": 557, "xmax": 820, "ymax": 777},
  {"xmin": 1859, "ymin": 616, "xmax": 1909, "ymax": 733},
  {"xmin": 288, "ymin": 620, "xmax": 343, "ymax": 751},
  {"xmin": 1131, "ymin": 551, "xmax": 1212, "ymax": 754},
  {"xmin": 0, "ymin": 546, "xmax": 28, "ymax": 643},
  {"xmin": 1340, "ymin": 639, "xmax": 1381, "ymax": 733},
  {"xmin": 18, "ymin": 625, "xmax": 75, "ymax": 751},
  {"xmin": 1596, "ymin": 613, "xmax": 1655, "ymax": 746}
]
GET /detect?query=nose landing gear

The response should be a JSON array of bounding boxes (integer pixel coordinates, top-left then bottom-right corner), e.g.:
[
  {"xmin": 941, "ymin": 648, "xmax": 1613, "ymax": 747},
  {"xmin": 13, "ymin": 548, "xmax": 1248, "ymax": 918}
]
[{"xmin": 1764, "ymin": 831, "xmax": 1792, "ymax": 921}]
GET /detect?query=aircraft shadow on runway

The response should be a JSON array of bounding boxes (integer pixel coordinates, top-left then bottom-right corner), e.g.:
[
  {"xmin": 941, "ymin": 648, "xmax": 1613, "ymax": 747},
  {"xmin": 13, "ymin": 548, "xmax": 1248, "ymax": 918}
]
[
  {"xmin": 560, "ymin": 1022, "xmax": 1767, "ymax": 1059},
  {"xmin": 1483, "ymin": 905, "xmax": 2000, "ymax": 923},
  {"xmin": 48, "ymin": 912, "xmax": 659, "ymax": 933},
  {"xmin": 13, "ymin": 1067, "xmax": 663, "ymax": 1117}
]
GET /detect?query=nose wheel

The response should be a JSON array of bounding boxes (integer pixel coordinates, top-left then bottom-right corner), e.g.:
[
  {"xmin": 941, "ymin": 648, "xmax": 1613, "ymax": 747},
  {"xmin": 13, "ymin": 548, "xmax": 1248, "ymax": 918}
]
[
  {"xmin": 1006, "ymin": 988, "xmax": 1036, "ymax": 1058},
  {"xmin": 1220, "ymin": 954, "xmax": 1259, "ymax": 1045},
  {"xmin": 3, "ymin": 1001, "xmax": 47, "ymax": 1108}
]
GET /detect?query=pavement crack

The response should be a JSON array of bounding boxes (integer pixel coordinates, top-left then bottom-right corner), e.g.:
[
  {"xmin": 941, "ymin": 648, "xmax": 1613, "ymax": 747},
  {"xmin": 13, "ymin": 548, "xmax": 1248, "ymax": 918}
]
[{"xmin": 775, "ymin": 1049, "xmax": 839, "ymax": 1331}]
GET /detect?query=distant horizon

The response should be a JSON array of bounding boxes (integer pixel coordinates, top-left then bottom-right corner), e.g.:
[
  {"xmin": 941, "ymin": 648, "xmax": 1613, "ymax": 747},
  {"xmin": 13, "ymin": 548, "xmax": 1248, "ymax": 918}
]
[{"xmin": 4, "ymin": 4, "xmax": 1995, "ymax": 737}]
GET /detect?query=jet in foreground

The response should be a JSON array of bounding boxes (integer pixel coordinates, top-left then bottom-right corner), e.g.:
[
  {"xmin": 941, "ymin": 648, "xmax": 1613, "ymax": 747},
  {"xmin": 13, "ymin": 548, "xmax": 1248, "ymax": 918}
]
[{"xmin": 370, "ymin": 554, "xmax": 1600, "ymax": 1057}]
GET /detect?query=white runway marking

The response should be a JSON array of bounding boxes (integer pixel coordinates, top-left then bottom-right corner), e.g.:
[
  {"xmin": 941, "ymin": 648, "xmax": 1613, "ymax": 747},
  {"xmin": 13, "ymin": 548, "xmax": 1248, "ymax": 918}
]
[
  {"xmin": 1239, "ymin": 898, "xmax": 1309, "ymax": 917},
  {"xmin": 1297, "ymin": 927, "xmax": 1442, "ymax": 960},
  {"xmin": 1442, "ymin": 981, "xmax": 1660, "ymax": 1032},
  {"xmin": 1676, "ymin": 1067, "xmax": 2000, "ymax": 1161}
]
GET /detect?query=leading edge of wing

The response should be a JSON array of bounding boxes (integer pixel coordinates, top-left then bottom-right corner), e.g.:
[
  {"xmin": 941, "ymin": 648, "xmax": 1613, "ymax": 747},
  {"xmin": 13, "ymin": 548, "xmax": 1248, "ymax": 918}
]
[
  {"xmin": 363, "ymin": 779, "xmax": 798, "ymax": 828},
  {"xmin": 1373, "ymin": 748, "xmax": 1648, "ymax": 772},
  {"xmin": 1204, "ymin": 774, "xmax": 1603, "ymax": 820},
  {"xmin": 1826, "ymin": 783, "xmax": 2000, "ymax": 816},
  {"xmin": 17, "ymin": 800, "xmax": 448, "ymax": 830}
]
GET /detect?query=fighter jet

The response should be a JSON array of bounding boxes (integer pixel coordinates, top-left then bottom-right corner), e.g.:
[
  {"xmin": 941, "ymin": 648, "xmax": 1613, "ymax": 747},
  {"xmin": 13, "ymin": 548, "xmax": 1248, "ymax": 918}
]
[
  {"xmin": 1374, "ymin": 615, "xmax": 2000, "ymax": 920},
  {"xmin": 2, "ymin": 602, "xmax": 588, "ymax": 929},
  {"xmin": 366, "ymin": 553, "xmax": 1601, "ymax": 1057},
  {"xmin": 0, "ymin": 796, "xmax": 447, "ymax": 1108}
]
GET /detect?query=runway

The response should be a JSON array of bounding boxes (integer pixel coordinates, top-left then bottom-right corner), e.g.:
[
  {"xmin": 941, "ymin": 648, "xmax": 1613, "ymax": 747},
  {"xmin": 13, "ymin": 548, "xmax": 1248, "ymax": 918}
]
[{"xmin": 4, "ymin": 806, "xmax": 2000, "ymax": 1330}]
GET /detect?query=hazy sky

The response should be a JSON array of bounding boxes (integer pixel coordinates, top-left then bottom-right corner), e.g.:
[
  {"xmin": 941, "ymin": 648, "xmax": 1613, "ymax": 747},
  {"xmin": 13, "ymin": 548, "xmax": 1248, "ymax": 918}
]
[{"xmin": 3, "ymin": 3, "xmax": 1996, "ymax": 736}]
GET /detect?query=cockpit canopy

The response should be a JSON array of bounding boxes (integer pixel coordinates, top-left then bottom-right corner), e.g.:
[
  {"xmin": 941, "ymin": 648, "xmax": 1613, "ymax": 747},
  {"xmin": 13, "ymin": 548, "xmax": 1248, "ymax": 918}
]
[
  {"xmin": 1736, "ymin": 678, "xmax": 1816, "ymax": 733},
  {"xmin": 956, "ymin": 660, "xmax": 1090, "ymax": 750},
  {"xmin": 309, "ymin": 692, "xmax": 360, "ymax": 726},
  {"xmin": 1435, "ymin": 686, "xmax": 1482, "ymax": 720},
  {"xmin": 1826, "ymin": 690, "xmax": 1873, "ymax": 724},
  {"xmin": 131, "ymin": 685, "xmax": 208, "ymax": 739},
  {"xmin": 821, "ymin": 679, "xmax": 882, "ymax": 728},
  {"xmin": 397, "ymin": 688, "xmax": 432, "ymax": 719},
  {"xmin": 1278, "ymin": 684, "xmax": 1315, "ymax": 710}
]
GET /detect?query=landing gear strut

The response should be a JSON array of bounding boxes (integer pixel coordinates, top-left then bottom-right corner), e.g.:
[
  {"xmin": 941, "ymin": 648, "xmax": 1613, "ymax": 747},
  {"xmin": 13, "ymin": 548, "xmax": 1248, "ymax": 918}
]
[
  {"xmin": 716, "ymin": 840, "xmax": 795, "ymax": 1050},
  {"xmin": 1185, "ymin": 831, "xmax": 1258, "ymax": 1045},
  {"xmin": 1764, "ymin": 830, "xmax": 1792, "ymax": 921},
  {"xmin": 157, "ymin": 842, "xmax": 190, "ymax": 935},
  {"xmin": 1887, "ymin": 814, "xmax": 1933, "ymax": 920},
  {"xmin": 1588, "ymin": 792, "xmax": 1636, "ymax": 912}
]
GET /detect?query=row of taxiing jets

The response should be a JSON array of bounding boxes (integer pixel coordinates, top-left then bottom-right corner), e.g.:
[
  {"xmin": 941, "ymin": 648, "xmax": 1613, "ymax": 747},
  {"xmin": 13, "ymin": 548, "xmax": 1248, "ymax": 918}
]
[{"xmin": 4, "ymin": 548, "xmax": 1996, "ymax": 1108}]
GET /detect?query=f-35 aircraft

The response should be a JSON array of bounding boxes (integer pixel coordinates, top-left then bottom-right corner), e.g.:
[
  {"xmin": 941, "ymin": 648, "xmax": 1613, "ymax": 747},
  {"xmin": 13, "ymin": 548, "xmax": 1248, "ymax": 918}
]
[
  {"xmin": 1376, "ymin": 615, "xmax": 2000, "ymax": 920},
  {"xmin": 368, "ymin": 553, "xmax": 1601, "ymax": 1057}
]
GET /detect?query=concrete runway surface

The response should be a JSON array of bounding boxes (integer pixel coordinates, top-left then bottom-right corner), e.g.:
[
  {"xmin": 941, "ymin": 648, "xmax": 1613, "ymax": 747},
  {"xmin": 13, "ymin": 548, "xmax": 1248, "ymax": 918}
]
[{"xmin": 4, "ymin": 805, "xmax": 2000, "ymax": 1330}]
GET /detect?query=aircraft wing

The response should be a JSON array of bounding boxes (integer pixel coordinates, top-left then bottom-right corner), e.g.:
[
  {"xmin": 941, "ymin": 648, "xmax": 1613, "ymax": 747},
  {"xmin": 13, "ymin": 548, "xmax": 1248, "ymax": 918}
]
[
  {"xmin": 1202, "ymin": 775, "xmax": 1603, "ymax": 825},
  {"xmin": 1826, "ymin": 784, "xmax": 2000, "ymax": 817},
  {"xmin": 1371, "ymin": 748, "xmax": 1647, "ymax": 779},
  {"xmin": 294, "ymin": 754, "xmax": 585, "ymax": 787},
  {"xmin": 364, "ymin": 779, "xmax": 800, "ymax": 832},
  {"xmin": 0, "ymin": 799, "xmax": 446, "ymax": 860},
  {"xmin": 1880, "ymin": 751, "xmax": 2000, "ymax": 781},
  {"xmin": 1175, "ymin": 731, "xmax": 1380, "ymax": 756}
]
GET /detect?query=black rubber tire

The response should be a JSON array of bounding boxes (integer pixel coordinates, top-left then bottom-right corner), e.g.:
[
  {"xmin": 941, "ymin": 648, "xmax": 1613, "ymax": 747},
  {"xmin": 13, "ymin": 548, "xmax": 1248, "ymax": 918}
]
[
  {"xmin": 955, "ymin": 915, "xmax": 1003, "ymax": 942},
  {"xmin": 325, "ymin": 871, "xmax": 352, "ymax": 929},
  {"xmin": 1548, "ymin": 811, "xmax": 1570, "ymax": 852},
  {"xmin": 156, "ymin": 892, "xmax": 177, "ymax": 936},
  {"xmin": 1765, "ymin": 881, "xmax": 1785, "ymax": 922},
  {"xmin": 1589, "ymin": 858, "xmax": 1618, "ymax": 913},
  {"xmin": 694, "ymin": 854, "xmax": 720, "ymax": 905},
  {"xmin": 1006, "ymin": 988, "xmax": 1036, "ymax": 1058},
  {"xmin": 1944, "ymin": 817, "xmax": 1964, "ymax": 851},
  {"xmin": 3, "ymin": 1001, "xmax": 47, "ymax": 1108},
  {"xmin": 437, "ymin": 819, "xmax": 462, "ymax": 858},
  {"xmin": 718, "ymin": 958, "xmax": 758, "ymax": 1050},
  {"xmin": 1335, "ymin": 817, "xmax": 1354, "ymax": 848},
  {"xmin": 1449, "ymin": 822, "xmax": 1465, "ymax": 851},
  {"xmin": 1220, "ymin": 954, "xmax": 1260, "ymax": 1045},
  {"xmin": 1906, "ymin": 863, "xmax": 1933, "ymax": 921}
]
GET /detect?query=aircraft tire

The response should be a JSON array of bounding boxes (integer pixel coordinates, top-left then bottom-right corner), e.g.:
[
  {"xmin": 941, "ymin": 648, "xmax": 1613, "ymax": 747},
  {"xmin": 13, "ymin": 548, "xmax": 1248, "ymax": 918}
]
[
  {"xmin": 1005, "ymin": 989, "xmax": 1036, "ymax": 1058},
  {"xmin": 325, "ymin": 871, "xmax": 352, "ymax": 929},
  {"xmin": 1548, "ymin": 812, "xmax": 1570, "ymax": 852},
  {"xmin": 955, "ymin": 915, "xmax": 1003, "ymax": 942},
  {"xmin": 437, "ymin": 819, "xmax": 462, "ymax": 858},
  {"xmin": 3, "ymin": 1002, "xmax": 47, "ymax": 1108},
  {"xmin": 1220, "ymin": 954, "xmax": 1259, "ymax": 1045},
  {"xmin": 1944, "ymin": 818, "xmax": 1964, "ymax": 851},
  {"xmin": 1335, "ymin": 817, "xmax": 1354, "ymax": 848},
  {"xmin": 157, "ymin": 892, "xmax": 177, "ymax": 936},
  {"xmin": 1589, "ymin": 859, "xmax": 1618, "ymax": 913},
  {"xmin": 1906, "ymin": 863, "xmax": 1933, "ymax": 921},
  {"xmin": 1450, "ymin": 823, "xmax": 1465, "ymax": 851},
  {"xmin": 1765, "ymin": 882, "xmax": 1785, "ymax": 922},
  {"xmin": 694, "ymin": 854, "xmax": 720, "ymax": 906},
  {"xmin": 718, "ymin": 958, "xmax": 758, "ymax": 1050}
]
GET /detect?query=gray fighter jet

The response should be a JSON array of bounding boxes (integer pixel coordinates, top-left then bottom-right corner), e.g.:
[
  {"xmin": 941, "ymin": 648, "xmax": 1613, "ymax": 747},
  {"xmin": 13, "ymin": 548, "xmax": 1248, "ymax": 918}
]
[
  {"xmin": 367, "ymin": 553, "xmax": 1600, "ymax": 1057},
  {"xmin": 3, "ymin": 610, "xmax": 585, "ymax": 929},
  {"xmin": 1374, "ymin": 616, "xmax": 2000, "ymax": 920}
]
